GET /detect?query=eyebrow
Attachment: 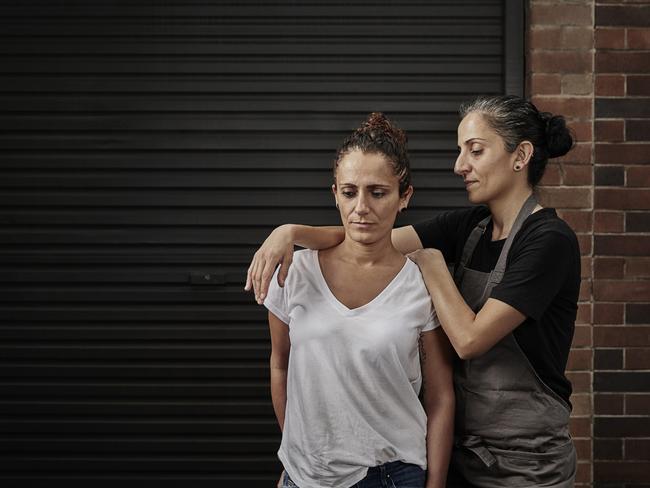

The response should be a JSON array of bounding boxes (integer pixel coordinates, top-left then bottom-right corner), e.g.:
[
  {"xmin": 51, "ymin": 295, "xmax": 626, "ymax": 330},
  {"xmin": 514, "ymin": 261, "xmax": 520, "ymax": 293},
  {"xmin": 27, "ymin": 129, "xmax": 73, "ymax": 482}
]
[
  {"xmin": 462, "ymin": 137, "xmax": 488, "ymax": 144},
  {"xmin": 339, "ymin": 183, "xmax": 392, "ymax": 188}
]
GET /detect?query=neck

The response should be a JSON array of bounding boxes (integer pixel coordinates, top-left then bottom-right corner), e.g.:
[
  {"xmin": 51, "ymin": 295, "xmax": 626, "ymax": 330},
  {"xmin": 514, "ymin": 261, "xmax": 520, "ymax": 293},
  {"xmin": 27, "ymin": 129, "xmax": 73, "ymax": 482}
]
[
  {"xmin": 488, "ymin": 187, "xmax": 535, "ymax": 240},
  {"xmin": 337, "ymin": 233, "xmax": 400, "ymax": 266}
]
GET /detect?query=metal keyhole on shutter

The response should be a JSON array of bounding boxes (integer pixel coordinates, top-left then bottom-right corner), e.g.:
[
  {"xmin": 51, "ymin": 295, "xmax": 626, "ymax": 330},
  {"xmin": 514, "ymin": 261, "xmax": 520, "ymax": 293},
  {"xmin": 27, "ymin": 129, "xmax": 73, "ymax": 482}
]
[{"xmin": 0, "ymin": 1, "xmax": 522, "ymax": 485}]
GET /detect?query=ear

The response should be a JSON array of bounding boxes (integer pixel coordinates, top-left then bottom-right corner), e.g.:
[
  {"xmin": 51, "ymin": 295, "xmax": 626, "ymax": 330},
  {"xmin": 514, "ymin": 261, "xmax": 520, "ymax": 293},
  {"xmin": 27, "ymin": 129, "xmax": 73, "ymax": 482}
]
[
  {"xmin": 514, "ymin": 140, "xmax": 534, "ymax": 171},
  {"xmin": 400, "ymin": 185, "xmax": 414, "ymax": 210}
]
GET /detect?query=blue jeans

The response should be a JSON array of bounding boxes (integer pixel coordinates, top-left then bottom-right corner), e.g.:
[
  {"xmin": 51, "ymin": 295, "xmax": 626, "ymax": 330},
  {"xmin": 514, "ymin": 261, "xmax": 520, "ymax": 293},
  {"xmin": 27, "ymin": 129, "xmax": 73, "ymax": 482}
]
[{"xmin": 282, "ymin": 461, "xmax": 426, "ymax": 488}]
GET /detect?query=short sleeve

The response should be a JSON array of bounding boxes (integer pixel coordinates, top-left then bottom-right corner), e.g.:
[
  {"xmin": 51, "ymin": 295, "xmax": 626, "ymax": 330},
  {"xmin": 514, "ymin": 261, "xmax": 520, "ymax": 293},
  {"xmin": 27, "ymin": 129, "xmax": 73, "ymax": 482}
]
[
  {"xmin": 421, "ymin": 303, "xmax": 441, "ymax": 332},
  {"xmin": 490, "ymin": 229, "xmax": 577, "ymax": 322},
  {"xmin": 263, "ymin": 267, "xmax": 290, "ymax": 325}
]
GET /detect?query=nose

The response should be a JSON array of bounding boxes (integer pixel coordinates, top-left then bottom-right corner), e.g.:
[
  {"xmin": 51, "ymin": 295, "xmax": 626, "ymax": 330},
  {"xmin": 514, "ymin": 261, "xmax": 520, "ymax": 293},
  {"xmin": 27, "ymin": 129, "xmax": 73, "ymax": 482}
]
[
  {"xmin": 454, "ymin": 151, "xmax": 470, "ymax": 176},
  {"xmin": 354, "ymin": 191, "xmax": 370, "ymax": 215}
]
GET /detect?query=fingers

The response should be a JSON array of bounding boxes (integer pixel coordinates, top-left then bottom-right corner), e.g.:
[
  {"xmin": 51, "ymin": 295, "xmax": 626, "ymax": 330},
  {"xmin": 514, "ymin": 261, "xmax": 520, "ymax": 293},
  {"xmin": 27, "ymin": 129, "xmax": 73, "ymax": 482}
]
[
  {"xmin": 244, "ymin": 260, "xmax": 254, "ymax": 291},
  {"xmin": 258, "ymin": 258, "xmax": 276, "ymax": 304},
  {"xmin": 277, "ymin": 249, "xmax": 293, "ymax": 287}
]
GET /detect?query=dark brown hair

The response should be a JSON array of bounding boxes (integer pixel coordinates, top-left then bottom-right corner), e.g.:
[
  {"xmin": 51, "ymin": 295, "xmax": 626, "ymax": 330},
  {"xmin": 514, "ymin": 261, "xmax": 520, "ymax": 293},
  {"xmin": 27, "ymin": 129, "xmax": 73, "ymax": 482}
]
[
  {"xmin": 334, "ymin": 112, "xmax": 411, "ymax": 195},
  {"xmin": 459, "ymin": 95, "xmax": 574, "ymax": 187}
]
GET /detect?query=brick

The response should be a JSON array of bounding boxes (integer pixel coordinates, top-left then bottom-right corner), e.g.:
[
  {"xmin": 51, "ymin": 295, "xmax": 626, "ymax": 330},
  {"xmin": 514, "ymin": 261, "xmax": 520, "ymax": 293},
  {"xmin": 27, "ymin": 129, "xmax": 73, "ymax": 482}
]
[
  {"xmin": 563, "ymin": 164, "xmax": 593, "ymax": 185},
  {"xmin": 626, "ymin": 394, "xmax": 650, "ymax": 415},
  {"xmin": 594, "ymin": 439, "xmax": 623, "ymax": 460},
  {"xmin": 596, "ymin": 5, "xmax": 650, "ymax": 27},
  {"xmin": 628, "ymin": 28, "xmax": 650, "ymax": 49},
  {"xmin": 628, "ymin": 75, "xmax": 650, "ymax": 96},
  {"xmin": 594, "ymin": 211, "xmax": 624, "ymax": 233},
  {"xmin": 594, "ymin": 303, "xmax": 624, "ymax": 324},
  {"xmin": 594, "ymin": 235, "xmax": 650, "ymax": 256},
  {"xmin": 530, "ymin": 27, "xmax": 565, "ymax": 50},
  {"xmin": 594, "ymin": 120, "xmax": 624, "ymax": 143},
  {"xmin": 556, "ymin": 142, "xmax": 592, "ymax": 165},
  {"xmin": 572, "ymin": 392, "xmax": 592, "ymax": 416},
  {"xmin": 627, "ymin": 211, "xmax": 650, "ymax": 232},
  {"xmin": 596, "ymin": 98, "xmax": 650, "ymax": 118},
  {"xmin": 532, "ymin": 3, "xmax": 592, "ymax": 26},
  {"xmin": 626, "ymin": 120, "xmax": 650, "ymax": 142},
  {"xmin": 626, "ymin": 348, "xmax": 650, "ymax": 369},
  {"xmin": 594, "ymin": 348, "xmax": 623, "ymax": 369},
  {"xmin": 575, "ymin": 461, "xmax": 591, "ymax": 485},
  {"xmin": 596, "ymin": 144, "xmax": 650, "ymax": 165},
  {"xmin": 626, "ymin": 439, "xmax": 650, "ymax": 461},
  {"xmin": 571, "ymin": 416, "xmax": 592, "ymax": 437},
  {"xmin": 596, "ymin": 52, "xmax": 650, "ymax": 73},
  {"xmin": 627, "ymin": 303, "xmax": 650, "ymax": 324},
  {"xmin": 530, "ymin": 72, "xmax": 562, "ymax": 95},
  {"xmin": 595, "ymin": 27, "xmax": 627, "ymax": 49},
  {"xmin": 559, "ymin": 209, "xmax": 593, "ymax": 232},
  {"xmin": 573, "ymin": 324, "xmax": 592, "ymax": 346},
  {"xmin": 574, "ymin": 438, "xmax": 591, "ymax": 461},
  {"xmin": 568, "ymin": 371, "xmax": 591, "ymax": 393},
  {"xmin": 594, "ymin": 257, "xmax": 625, "ymax": 279},
  {"xmin": 569, "ymin": 120, "xmax": 592, "ymax": 143},
  {"xmin": 531, "ymin": 51, "xmax": 593, "ymax": 74},
  {"xmin": 595, "ymin": 372, "xmax": 650, "ymax": 394},
  {"xmin": 594, "ymin": 326, "xmax": 650, "ymax": 346},
  {"xmin": 532, "ymin": 97, "xmax": 593, "ymax": 119},
  {"xmin": 577, "ymin": 234, "xmax": 592, "ymax": 257},
  {"xmin": 562, "ymin": 74, "xmax": 593, "ymax": 96},
  {"xmin": 580, "ymin": 278, "xmax": 592, "ymax": 300},
  {"xmin": 626, "ymin": 166, "xmax": 650, "ymax": 187},
  {"xmin": 595, "ymin": 165, "xmax": 625, "ymax": 186},
  {"xmin": 594, "ymin": 460, "xmax": 650, "ymax": 482},
  {"xmin": 593, "ymin": 278, "xmax": 650, "ymax": 300},
  {"xmin": 625, "ymin": 258, "xmax": 650, "ymax": 278},
  {"xmin": 540, "ymin": 162, "xmax": 562, "ymax": 185},
  {"xmin": 594, "ymin": 393, "xmax": 624, "ymax": 415},
  {"xmin": 595, "ymin": 74, "xmax": 625, "ymax": 96},
  {"xmin": 595, "ymin": 188, "xmax": 650, "ymax": 209},
  {"xmin": 581, "ymin": 256, "xmax": 592, "ymax": 279},
  {"xmin": 568, "ymin": 348, "xmax": 593, "ymax": 370},
  {"xmin": 563, "ymin": 27, "xmax": 595, "ymax": 49},
  {"xmin": 538, "ymin": 187, "xmax": 592, "ymax": 208}
]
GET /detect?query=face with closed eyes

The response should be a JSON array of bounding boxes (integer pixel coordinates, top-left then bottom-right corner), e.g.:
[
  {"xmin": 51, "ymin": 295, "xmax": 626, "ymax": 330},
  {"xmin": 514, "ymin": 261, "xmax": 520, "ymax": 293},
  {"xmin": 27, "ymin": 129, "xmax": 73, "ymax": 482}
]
[
  {"xmin": 454, "ymin": 112, "xmax": 521, "ymax": 205},
  {"xmin": 333, "ymin": 149, "xmax": 412, "ymax": 245}
]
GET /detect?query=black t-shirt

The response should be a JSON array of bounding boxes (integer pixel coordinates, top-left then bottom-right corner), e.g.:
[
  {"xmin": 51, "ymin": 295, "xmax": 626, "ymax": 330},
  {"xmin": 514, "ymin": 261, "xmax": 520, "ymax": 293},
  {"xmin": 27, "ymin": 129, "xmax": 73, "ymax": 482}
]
[{"xmin": 413, "ymin": 206, "xmax": 580, "ymax": 406}]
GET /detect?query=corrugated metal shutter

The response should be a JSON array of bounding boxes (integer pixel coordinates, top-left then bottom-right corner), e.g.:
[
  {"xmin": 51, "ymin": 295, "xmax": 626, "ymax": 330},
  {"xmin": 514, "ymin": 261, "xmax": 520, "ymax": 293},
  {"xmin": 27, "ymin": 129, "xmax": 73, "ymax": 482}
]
[{"xmin": 0, "ymin": 1, "xmax": 522, "ymax": 485}]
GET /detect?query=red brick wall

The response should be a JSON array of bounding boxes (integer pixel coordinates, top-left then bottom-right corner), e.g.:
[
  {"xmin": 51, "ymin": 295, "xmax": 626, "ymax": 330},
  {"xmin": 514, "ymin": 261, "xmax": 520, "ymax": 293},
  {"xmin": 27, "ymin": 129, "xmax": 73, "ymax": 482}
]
[{"xmin": 529, "ymin": 1, "xmax": 650, "ymax": 486}]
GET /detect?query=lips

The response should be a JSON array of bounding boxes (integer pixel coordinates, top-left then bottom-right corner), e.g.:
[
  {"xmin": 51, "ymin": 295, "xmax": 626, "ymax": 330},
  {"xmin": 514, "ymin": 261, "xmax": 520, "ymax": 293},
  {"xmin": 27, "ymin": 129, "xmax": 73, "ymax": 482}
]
[{"xmin": 464, "ymin": 180, "xmax": 478, "ymax": 188}]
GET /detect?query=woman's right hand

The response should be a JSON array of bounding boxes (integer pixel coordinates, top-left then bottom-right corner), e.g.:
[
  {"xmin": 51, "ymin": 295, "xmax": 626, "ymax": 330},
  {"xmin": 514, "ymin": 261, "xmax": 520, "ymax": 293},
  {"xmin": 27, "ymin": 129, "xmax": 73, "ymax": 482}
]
[{"xmin": 245, "ymin": 224, "xmax": 295, "ymax": 304}]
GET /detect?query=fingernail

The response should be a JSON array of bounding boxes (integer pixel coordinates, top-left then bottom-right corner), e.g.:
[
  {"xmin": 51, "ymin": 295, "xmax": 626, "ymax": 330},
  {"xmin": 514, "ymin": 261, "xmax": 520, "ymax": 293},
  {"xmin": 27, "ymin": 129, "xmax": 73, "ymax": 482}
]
[{"xmin": 260, "ymin": 293, "xmax": 265, "ymax": 300}]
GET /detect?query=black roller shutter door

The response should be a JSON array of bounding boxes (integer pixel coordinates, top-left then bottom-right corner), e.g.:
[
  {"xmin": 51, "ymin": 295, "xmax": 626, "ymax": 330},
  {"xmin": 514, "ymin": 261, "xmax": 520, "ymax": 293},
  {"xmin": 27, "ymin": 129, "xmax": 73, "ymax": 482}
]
[{"xmin": 0, "ymin": 1, "xmax": 523, "ymax": 486}]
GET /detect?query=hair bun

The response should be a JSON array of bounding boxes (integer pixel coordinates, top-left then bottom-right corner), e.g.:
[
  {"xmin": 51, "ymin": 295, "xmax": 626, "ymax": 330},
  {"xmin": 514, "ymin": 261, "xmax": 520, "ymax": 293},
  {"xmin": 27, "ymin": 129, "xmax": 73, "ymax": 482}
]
[
  {"xmin": 362, "ymin": 112, "xmax": 408, "ymax": 146},
  {"xmin": 541, "ymin": 112, "xmax": 574, "ymax": 159}
]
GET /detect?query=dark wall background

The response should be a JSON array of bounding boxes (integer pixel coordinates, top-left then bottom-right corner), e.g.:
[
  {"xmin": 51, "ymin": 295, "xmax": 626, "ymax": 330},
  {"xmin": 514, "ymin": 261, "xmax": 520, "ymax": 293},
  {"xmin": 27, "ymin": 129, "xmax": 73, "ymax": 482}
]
[{"xmin": 0, "ymin": 1, "xmax": 521, "ymax": 486}]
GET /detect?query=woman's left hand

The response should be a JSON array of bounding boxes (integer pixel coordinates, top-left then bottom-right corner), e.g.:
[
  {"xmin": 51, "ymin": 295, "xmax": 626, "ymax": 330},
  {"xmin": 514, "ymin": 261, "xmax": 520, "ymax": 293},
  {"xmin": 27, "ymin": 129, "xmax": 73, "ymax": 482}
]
[{"xmin": 406, "ymin": 248, "xmax": 445, "ymax": 268}]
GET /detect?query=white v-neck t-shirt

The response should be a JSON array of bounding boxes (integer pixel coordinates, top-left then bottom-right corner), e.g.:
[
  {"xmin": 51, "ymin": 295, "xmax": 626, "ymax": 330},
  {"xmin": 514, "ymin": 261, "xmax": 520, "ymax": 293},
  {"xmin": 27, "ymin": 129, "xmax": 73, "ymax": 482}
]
[{"xmin": 264, "ymin": 249, "xmax": 439, "ymax": 488}]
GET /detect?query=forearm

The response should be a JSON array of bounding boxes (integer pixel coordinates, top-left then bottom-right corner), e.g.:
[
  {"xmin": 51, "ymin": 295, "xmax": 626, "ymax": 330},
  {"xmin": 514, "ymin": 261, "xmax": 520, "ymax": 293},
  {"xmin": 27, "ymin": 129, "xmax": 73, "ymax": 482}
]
[
  {"xmin": 419, "ymin": 264, "xmax": 477, "ymax": 358},
  {"xmin": 286, "ymin": 224, "xmax": 345, "ymax": 250},
  {"xmin": 424, "ymin": 395, "xmax": 455, "ymax": 488},
  {"xmin": 270, "ymin": 365, "xmax": 288, "ymax": 431}
]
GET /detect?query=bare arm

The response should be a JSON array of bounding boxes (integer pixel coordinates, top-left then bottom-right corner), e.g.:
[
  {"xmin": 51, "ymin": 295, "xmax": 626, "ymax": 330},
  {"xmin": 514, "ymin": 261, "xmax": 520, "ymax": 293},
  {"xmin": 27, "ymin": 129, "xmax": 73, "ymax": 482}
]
[
  {"xmin": 420, "ymin": 328, "xmax": 455, "ymax": 488},
  {"xmin": 408, "ymin": 249, "xmax": 526, "ymax": 359},
  {"xmin": 245, "ymin": 224, "xmax": 424, "ymax": 304},
  {"xmin": 245, "ymin": 224, "xmax": 345, "ymax": 303},
  {"xmin": 268, "ymin": 311, "xmax": 291, "ymax": 430}
]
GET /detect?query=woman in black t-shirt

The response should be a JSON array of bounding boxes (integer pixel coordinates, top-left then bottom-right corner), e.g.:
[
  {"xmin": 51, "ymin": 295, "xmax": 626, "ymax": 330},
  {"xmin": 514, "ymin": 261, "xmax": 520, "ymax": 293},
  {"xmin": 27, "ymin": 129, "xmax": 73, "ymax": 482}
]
[{"xmin": 245, "ymin": 95, "xmax": 580, "ymax": 487}]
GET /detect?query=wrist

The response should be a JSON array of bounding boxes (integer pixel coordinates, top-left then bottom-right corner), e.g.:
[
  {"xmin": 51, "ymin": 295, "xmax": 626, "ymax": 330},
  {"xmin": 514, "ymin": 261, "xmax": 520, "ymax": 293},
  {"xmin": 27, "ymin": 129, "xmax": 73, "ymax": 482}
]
[{"xmin": 277, "ymin": 223, "xmax": 297, "ymax": 242}]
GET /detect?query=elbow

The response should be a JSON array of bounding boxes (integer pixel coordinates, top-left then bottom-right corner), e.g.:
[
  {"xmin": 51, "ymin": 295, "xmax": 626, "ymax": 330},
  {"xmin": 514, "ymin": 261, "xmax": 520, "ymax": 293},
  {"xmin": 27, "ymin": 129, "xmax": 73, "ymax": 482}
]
[{"xmin": 455, "ymin": 335, "xmax": 485, "ymax": 360}]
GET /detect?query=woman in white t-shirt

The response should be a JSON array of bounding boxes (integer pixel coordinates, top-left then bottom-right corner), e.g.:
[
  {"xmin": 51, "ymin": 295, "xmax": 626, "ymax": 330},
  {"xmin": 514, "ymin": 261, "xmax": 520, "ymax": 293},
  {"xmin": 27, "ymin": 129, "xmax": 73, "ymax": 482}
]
[{"xmin": 262, "ymin": 113, "xmax": 454, "ymax": 488}]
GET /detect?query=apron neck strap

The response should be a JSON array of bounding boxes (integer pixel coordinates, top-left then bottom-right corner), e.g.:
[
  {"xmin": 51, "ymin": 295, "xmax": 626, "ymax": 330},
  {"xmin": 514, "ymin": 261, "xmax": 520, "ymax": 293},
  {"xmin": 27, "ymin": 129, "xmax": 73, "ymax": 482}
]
[
  {"xmin": 454, "ymin": 193, "xmax": 538, "ymax": 285},
  {"xmin": 489, "ymin": 193, "xmax": 538, "ymax": 284}
]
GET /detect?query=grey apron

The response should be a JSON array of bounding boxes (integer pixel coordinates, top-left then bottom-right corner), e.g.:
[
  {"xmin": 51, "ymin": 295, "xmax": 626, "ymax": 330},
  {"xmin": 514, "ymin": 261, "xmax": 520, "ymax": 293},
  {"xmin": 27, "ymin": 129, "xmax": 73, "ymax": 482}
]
[{"xmin": 447, "ymin": 194, "xmax": 576, "ymax": 488}]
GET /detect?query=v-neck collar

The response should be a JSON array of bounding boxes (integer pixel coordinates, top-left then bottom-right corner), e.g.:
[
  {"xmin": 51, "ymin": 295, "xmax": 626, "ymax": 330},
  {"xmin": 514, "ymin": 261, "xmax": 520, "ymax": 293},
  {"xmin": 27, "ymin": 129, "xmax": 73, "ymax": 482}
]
[{"xmin": 311, "ymin": 249, "xmax": 410, "ymax": 316}]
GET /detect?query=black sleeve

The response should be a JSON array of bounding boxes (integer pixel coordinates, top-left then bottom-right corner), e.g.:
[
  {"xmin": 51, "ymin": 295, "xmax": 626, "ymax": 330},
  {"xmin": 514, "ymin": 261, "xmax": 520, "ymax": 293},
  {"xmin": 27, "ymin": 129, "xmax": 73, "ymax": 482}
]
[
  {"xmin": 412, "ymin": 206, "xmax": 489, "ymax": 263},
  {"xmin": 490, "ymin": 228, "xmax": 576, "ymax": 322}
]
